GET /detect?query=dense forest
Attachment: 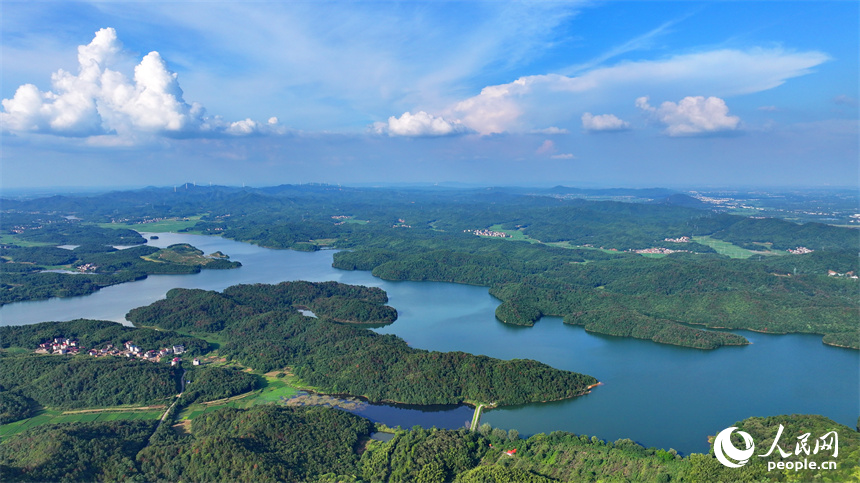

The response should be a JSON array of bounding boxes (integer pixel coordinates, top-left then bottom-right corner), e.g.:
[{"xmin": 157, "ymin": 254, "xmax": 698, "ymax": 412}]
[
  {"xmin": 127, "ymin": 282, "xmax": 597, "ymax": 406},
  {"xmin": 2, "ymin": 408, "xmax": 857, "ymax": 482},
  {"xmin": 0, "ymin": 420, "xmax": 157, "ymax": 482},
  {"xmin": 0, "ymin": 354, "xmax": 181, "ymax": 410}
]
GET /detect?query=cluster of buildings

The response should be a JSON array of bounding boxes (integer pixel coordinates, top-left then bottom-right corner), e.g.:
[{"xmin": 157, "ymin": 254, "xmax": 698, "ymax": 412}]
[
  {"xmin": 630, "ymin": 247, "xmax": 687, "ymax": 255},
  {"xmin": 332, "ymin": 215, "xmax": 352, "ymax": 226},
  {"xmin": 76, "ymin": 263, "xmax": 98, "ymax": 272},
  {"xmin": 787, "ymin": 246, "xmax": 814, "ymax": 255},
  {"xmin": 663, "ymin": 236, "xmax": 691, "ymax": 243},
  {"xmin": 109, "ymin": 216, "xmax": 188, "ymax": 225},
  {"xmin": 465, "ymin": 229, "xmax": 509, "ymax": 238},
  {"xmin": 828, "ymin": 270, "xmax": 858, "ymax": 279},
  {"xmin": 35, "ymin": 338, "xmax": 200, "ymax": 365},
  {"xmin": 393, "ymin": 219, "xmax": 412, "ymax": 228},
  {"xmin": 36, "ymin": 337, "xmax": 80, "ymax": 355}
]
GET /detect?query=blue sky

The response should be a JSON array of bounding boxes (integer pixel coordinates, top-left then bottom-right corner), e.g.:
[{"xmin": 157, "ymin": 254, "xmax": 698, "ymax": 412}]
[{"xmin": 1, "ymin": 1, "xmax": 857, "ymax": 189}]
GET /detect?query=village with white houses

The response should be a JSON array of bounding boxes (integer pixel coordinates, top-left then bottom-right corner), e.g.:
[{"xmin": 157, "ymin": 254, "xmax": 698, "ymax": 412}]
[
  {"xmin": 35, "ymin": 338, "xmax": 202, "ymax": 366},
  {"xmin": 466, "ymin": 228, "xmax": 509, "ymax": 238},
  {"xmin": 828, "ymin": 270, "xmax": 858, "ymax": 279}
]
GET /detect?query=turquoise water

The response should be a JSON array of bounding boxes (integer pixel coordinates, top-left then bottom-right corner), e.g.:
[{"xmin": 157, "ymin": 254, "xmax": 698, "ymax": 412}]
[{"xmin": 2, "ymin": 233, "xmax": 857, "ymax": 454}]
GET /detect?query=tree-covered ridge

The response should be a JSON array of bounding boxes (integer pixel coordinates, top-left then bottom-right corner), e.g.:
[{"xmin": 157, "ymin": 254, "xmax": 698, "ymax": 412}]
[
  {"xmin": 0, "ymin": 242, "xmax": 240, "ymax": 305},
  {"xmin": 0, "ymin": 420, "xmax": 156, "ymax": 482},
  {"xmin": 126, "ymin": 283, "xmax": 597, "ymax": 406},
  {"xmin": 126, "ymin": 281, "xmax": 396, "ymax": 331},
  {"xmin": 145, "ymin": 243, "xmax": 241, "ymax": 269},
  {"xmin": 0, "ymin": 391, "xmax": 36, "ymax": 425},
  {"xmin": 4, "ymin": 410, "xmax": 855, "ymax": 482},
  {"xmin": 0, "ymin": 354, "xmax": 181, "ymax": 410},
  {"xmin": 140, "ymin": 405, "xmax": 374, "ymax": 482},
  {"xmin": 11, "ymin": 222, "xmax": 147, "ymax": 246},
  {"xmin": 181, "ymin": 365, "xmax": 260, "ymax": 405},
  {"xmin": 710, "ymin": 217, "xmax": 858, "ymax": 251},
  {"xmin": 224, "ymin": 280, "xmax": 397, "ymax": 324},
  {"xmin": 332, "ymin": 234, "xmax": 857, "ymax": 349}
]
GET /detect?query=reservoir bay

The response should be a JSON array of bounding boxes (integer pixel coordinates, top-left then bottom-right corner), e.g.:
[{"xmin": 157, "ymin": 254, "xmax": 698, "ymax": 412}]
[{"xmin": 2, "ymin": 232, "xmax": 857, "ymax": 454}]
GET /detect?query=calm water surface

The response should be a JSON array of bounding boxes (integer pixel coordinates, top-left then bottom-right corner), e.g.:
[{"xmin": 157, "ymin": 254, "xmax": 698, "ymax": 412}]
[{"xmin": 2, "ymin": 233, "xmax": 857, "ymax": 454}]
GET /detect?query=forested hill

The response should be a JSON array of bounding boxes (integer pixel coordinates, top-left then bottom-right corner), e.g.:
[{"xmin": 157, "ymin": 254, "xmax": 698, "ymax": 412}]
[
  {"xmin": 127, "ymin": 281, "xmax": 598, "ymax": 406},
  {"xmin": 2, "ymin": 409, "xmax": 857, "ymax": 482}
]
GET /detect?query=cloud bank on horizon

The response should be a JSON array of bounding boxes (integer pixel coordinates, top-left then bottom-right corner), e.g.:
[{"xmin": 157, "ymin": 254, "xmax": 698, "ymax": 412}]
[{"xmin": 0, "ymin": 1, "xmax": 856, "ymax": 188}]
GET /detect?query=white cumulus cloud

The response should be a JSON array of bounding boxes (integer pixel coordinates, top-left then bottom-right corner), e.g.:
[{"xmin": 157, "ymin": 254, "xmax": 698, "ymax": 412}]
[
  {"xmin": 636, "ymin": 96, "xmax": 740, "ymax": 136},
  {"xmin": 1, "ymin": 28, "xmax": 273, "ymax": 140},
  {"xmin": 376, "ymin": 111, "xmax": 467, "ymax": 137},
  {"xmin": 228, "ymin": 118, "xmax": 260, "ymax": 135},
  {"xmin": 419, "ymin": 48, "xmax": 827, "ymax": 135},
  {"xmin": 581, "ymin": 112, "xmax": 630, "ymax": 131}
]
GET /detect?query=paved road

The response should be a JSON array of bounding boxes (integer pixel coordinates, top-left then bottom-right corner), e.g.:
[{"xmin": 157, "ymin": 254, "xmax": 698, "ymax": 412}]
[
  {"xmin": 470, "ymin": 404, "xmax": 484, "ymax": 431},
  {"xmin": 151, "ymin": 369, "xmax": 187, "ymax": 440}
]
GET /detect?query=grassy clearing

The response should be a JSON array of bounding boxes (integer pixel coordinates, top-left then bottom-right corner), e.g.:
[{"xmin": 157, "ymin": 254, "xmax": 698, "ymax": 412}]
[
  {"xmin": 0, "ymin": 234, "xmax": 53, "ymax": 247},
  {"xmin": 177, "ymin": 371, "xmax": 301, "ymax": 421},
  {"xmin": 98, "ymin": 216, "xmax": 202, "ymax": 233},
  {"xmin": 692, "ymin": 236, "xmax": 755, "ymax": 259},
  {"xmin": 342, "ymin": 219, "xmax": 369, "ymax": 225},
  {"xmin": 1, "ymin": 347, "xmax": 32, "ymax": 355},
  {"xmin": 0, "ymin": 409, "xmax": 163, "ymax": 437},
  {"xmin": 311, "ymin": 238, "xmax": 338, "ymax": 246},
  {"xmin": 545, "ymin": 241, "xmax": 624, "ymax": 255},
  {"xmin": 487, "ymin": 224, "xmax": 540, "ymax": 243}
]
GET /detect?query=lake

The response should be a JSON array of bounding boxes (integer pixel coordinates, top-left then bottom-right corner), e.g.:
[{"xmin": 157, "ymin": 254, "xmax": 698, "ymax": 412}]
[{"xmin": 2, "ymin": 232, "xmax": 857, "ymax": 454}]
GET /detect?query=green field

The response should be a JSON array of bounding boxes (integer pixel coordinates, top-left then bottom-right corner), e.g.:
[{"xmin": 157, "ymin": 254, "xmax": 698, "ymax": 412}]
[
  {"xmin": 692, "ymin": 235, "xmax": 756, "ymax": 259},
  {"xmin": 0, "ymin": 234, "xmax": 54, "ymax": 247},
  {"xmin": 486, "ymin": 224, "xmax": 540, "ymax": 243},
  {"xmin": 178, "ymin": 374, "xmax": 300, "ymax": 421},
  {"xmin": 99, "ymin": 216, "xmax": 203, "ymax": 233},
  {"xmin": 0, "ymin": 409, "xmax": 163, "ymax": 437}
]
